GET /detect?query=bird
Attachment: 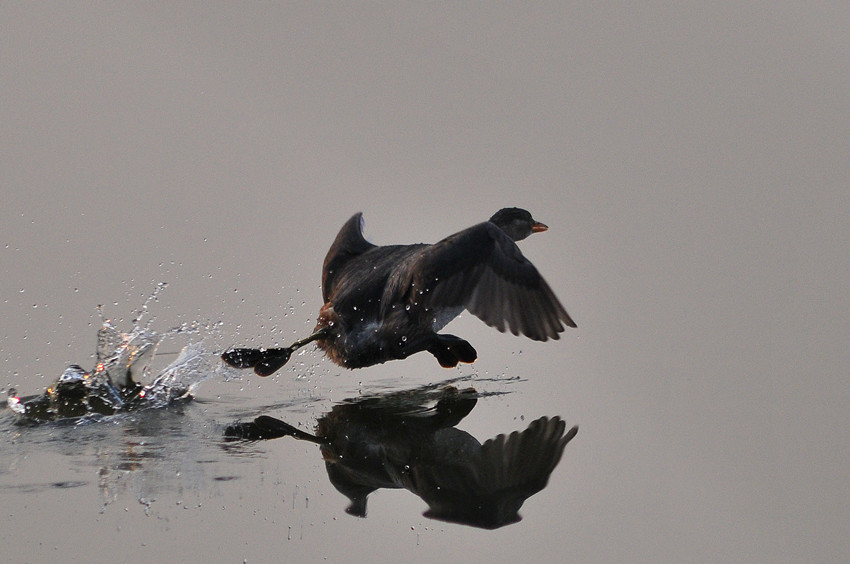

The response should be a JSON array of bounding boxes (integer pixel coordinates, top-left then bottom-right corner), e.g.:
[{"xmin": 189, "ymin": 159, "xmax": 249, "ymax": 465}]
[
  {"xmin": 223, "ymin": 383, "xmax": 578, "ymax": 528},
  {"xmin": 221, "ymin": 207, "xmax": 576, "ymax": 375}
]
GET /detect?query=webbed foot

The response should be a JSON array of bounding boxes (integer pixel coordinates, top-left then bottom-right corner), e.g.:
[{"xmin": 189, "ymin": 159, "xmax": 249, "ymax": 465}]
[{"xmin": 428, "ymin": 335, "xmax": 478, "ymax": 368}]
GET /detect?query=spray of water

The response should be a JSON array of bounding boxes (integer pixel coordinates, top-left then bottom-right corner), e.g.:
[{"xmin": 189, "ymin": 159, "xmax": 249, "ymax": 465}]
[{"xmin": 6, "ymin": 283, "xmax": 232, "ymax": 422}]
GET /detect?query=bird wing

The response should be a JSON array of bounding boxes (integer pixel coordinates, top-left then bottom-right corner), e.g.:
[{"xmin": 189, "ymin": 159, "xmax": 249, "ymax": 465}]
[
  {"xmin": 407, "ymin": 417, "xmax": 578, "ymax": 528},
  {"xmin": 392, "ymin": 221, "xmax": 576, "ymax": 341},
  {"xmin": 321, "ymin": 212, "xmax": 377, "ymax": 303}
]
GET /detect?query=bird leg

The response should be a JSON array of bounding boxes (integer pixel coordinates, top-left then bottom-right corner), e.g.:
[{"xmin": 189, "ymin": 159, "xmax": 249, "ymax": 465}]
[
  {"xmin": 220, "ymin": 327, "xmax": 331, "ymax": 376},
  {"xmin": 223, "ymin": 415, "xmax": 324, "ymax": 443}
]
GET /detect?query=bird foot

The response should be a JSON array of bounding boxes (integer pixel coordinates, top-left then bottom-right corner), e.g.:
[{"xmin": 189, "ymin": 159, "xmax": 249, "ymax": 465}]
[{"xmin": 428, "ymin": 335, "xmax": 478, "ymax": 368}]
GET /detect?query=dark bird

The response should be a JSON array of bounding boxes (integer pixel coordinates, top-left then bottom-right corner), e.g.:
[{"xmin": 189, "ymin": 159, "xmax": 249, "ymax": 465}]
[
  {"xmin": 224, "ymin": 383, "xmax": 578, "ymax": 528},
  {"xmin": 222, "ymin": 208, "xmax": 576, "ymax": 375}
]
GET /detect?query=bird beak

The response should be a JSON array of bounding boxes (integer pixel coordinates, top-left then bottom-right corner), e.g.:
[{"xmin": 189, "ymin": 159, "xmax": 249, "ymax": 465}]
[{"xmin": 532, "ymin": 221, "xmax": 548, "ymax": 233}]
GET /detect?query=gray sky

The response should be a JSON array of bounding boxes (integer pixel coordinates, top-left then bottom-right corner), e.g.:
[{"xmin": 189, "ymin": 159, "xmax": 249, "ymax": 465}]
[{"xmin": 2, "ymin": 3, "xmax": 849, "ymax": 561}]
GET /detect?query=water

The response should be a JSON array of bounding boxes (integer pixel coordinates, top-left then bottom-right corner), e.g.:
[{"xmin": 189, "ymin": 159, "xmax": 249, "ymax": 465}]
[
  {"xmin": 6, "ymin": 287, "xmax": 229, "ymax": 423},
  {"xmin": 0, "ymin": 297, "xmax": 576, "ymax": 561},
  {"xmin": 1, "ymin": 295, "xmax": 244, "ymax": 509}
]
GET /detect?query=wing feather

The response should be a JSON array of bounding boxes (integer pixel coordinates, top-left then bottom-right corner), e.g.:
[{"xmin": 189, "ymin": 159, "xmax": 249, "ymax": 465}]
[
  {"xmin": 406, "ymin": 222, "xmax": 575, "ymax": 340},
  {"xmin": 322, "ymin": 213, "xmax": 377, "ymax": 302}
]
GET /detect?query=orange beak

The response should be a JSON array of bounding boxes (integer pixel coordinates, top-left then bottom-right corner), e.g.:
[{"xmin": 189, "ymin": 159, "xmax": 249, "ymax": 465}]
[{"xmin": 532, "ymin": 221, "xmax": 548, "ymax": 233}]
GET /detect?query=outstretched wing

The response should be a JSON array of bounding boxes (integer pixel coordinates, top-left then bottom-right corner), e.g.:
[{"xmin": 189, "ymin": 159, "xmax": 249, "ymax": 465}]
[{"xmin": 391, "ymin": 222, "xmax": 576, "ymax": 341}]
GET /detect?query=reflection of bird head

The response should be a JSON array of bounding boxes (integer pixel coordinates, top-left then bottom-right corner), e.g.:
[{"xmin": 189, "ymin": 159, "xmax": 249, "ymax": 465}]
[
  {"xmin": 488, "ymin": 208, "xmax": 548, "ymax": 241},
  {"xmin": 325, "ymin": 462, "xmax": 375, "ymax": 518}
]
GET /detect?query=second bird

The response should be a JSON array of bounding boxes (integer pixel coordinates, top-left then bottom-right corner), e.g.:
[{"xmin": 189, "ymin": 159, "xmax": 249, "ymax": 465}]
[{"xmin": 222, "ymin": 208, "xmax": 576, "ymax": 375}]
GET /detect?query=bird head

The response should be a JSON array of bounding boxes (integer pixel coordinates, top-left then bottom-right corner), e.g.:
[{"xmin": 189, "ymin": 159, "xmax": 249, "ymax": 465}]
[{"xmin": 488, "ymin": 208, "xmax": 548, "ymax": 241}]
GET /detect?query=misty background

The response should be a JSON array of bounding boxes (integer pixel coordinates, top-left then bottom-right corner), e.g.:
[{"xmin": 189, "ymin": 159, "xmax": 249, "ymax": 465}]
[{"xmin": 2, "ymin": 3, "xmax": 848, "ymax": 562}]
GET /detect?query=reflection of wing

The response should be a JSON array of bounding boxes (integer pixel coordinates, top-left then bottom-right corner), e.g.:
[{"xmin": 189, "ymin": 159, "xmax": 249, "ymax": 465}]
[
  {"xmin": 387, "ymin": 222, "xmax": 576, "ymax": 341},
  {"xmin": 407, "ymin": 417, "xmax": 578, "ymax": 529}
]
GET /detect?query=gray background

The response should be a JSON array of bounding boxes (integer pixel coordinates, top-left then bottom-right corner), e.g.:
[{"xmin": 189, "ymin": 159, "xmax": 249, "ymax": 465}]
[{"xmin": 2, "ymin": 3, "xmax": 848, "ymax": 562}]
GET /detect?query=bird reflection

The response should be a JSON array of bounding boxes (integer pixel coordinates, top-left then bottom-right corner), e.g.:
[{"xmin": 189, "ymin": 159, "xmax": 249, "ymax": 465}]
[{"xmin": 225, "ymin": 383, "xmax": 577, "ymax": 529}]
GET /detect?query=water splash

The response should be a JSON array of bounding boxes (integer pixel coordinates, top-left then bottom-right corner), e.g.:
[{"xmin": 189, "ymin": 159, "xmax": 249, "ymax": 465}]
[{"xmin": 6, "ymin": 286, "xmax": 227, "ymax": 424}]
